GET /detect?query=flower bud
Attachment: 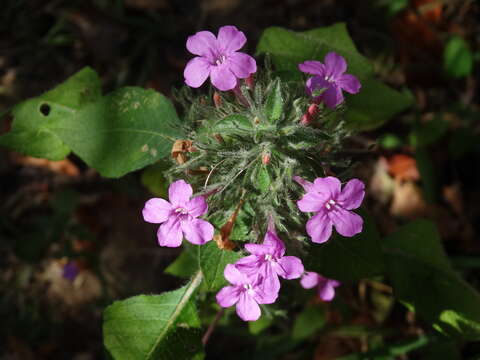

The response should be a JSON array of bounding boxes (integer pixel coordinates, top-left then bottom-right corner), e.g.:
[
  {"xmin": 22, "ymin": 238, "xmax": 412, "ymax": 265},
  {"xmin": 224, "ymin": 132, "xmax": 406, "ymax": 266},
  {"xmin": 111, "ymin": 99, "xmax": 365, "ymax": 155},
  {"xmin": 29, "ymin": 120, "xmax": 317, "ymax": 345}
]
[
  {"xmin": 262, "ymin": 153, "xmax": 271, "ymax": 165},
  {"xmin": 213, "ymin": 92, "xmax": 222, "ymax": 108}
]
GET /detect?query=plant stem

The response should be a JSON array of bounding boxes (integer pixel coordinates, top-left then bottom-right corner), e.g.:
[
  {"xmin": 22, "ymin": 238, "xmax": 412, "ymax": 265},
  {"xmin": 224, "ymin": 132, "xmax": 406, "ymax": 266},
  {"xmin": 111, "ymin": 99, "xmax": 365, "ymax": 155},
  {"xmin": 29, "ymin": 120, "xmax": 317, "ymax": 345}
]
[{"xmin": 202, "ymin": 308, "xmax": 225, "ymax": 345}]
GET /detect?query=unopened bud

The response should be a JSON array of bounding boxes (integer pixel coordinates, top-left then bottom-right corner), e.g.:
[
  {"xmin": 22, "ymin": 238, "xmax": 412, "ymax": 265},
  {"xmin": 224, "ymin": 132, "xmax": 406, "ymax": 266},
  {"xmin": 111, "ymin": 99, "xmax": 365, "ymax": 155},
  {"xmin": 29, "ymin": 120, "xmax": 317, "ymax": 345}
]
[
  {"xmin": 308, "ymin": 103, "xmax": 318, "ymax": 117},
  {"xmin": 262, "ymin": 153, "xmax": 271, "ymax": 165},
  {"xmin": 245, "ymin": 74, "xmax": 255, "ymax": 90},
  {"xmin": 213, "ymin": 92, "xmax": 222, "ymax": 108},
  {"xmin": 300, "ymin": 114, "xmax": 311, "ymax": 125}
]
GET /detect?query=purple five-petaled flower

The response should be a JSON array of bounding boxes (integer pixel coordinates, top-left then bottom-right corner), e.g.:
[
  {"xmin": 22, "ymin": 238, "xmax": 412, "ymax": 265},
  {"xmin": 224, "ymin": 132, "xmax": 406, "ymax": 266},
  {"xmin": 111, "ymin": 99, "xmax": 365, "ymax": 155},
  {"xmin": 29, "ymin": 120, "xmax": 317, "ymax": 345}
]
[
  {"xmin": 295, "ymin": 176, "xmax": 365, "ymax": 244},
  {"xmin": 235, "ymin": 228, "xmax": 304, "ymax": 295},
  {"xmin": 184, "ymin": 25, "xmax": 257, "ymax": 91},
  {"xmin": 300, "ymin": 271, "xmax": 341, "ymax": 302},
  {"xmin": 216, "ymin": 264, "xmax": 277, "ymax": 321},
  {"xmin": 142, "ymin": 180, "xmax": 214, "ymax": 247},
  {"xmin": 298, "ymin": 52, "xmax": 361, "ymax": 109}
]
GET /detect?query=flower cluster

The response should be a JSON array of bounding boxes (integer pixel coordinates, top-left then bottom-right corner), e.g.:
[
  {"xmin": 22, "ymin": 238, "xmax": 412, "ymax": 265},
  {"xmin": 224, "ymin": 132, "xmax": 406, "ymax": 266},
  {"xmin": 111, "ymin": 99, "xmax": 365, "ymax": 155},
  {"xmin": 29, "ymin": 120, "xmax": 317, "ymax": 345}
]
[
  {"xmin": 142, "ymin": 25, "xmax": 367, "ymax": 322},
  {"xmin": 217, "ymin": 224, "xmax": 304, "ymax": 321}
]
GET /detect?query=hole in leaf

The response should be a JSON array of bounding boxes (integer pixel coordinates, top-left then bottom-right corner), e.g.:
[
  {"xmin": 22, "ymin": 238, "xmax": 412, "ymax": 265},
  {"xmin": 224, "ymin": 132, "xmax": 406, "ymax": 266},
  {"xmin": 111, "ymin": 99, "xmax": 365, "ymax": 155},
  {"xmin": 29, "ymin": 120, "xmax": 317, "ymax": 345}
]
[{"xmin": 40, "ymin": 103, "xmax": 51, "ymax": 116}]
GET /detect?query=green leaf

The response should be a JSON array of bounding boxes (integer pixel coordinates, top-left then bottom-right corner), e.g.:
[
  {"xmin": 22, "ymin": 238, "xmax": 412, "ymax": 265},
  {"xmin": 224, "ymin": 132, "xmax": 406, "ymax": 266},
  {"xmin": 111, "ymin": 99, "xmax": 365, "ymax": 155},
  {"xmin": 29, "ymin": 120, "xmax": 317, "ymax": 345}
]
[
  {"xmin": 384, "ymin": 220, "xmax": 480, "ymax": 340},
  {"xmin": 264, "ymin": 79, "xmax": 283, "ymax": 123},
  {"xmin": 249, "ymin": 315, "xmax": 273, "ymax": 335},
  {"xmin": 211, "ymin": 114, "xmax": 253, "ymax": 135},
  {"xmin": 257, "ymin": 23, "xmax": 374, "ymax": 80},
  {"xmin": 256, "ymin": 166, "xmax": 271, "ymax": 194},
  {"xmin": 103, "ymin": 271, "xmax": 203, "ymax": 360},
  {"xmin": 409, "ymin": 116, "xmax": 448, "ymax": 147},
  {"xmin": 345, "ymin": 79, "xmax": 413, "ymax": 131},
  {"xmin": 292, "ymin": 305, "xmax": 326, "ymax": 340},
  {"xmin": 141, "ymin": 160, "xmax": 170, "ymax": 197},
  {"xmin": 415, "ymin": 147, "xmax": 437, "ymax": 203},
  {"xmin": 0, "ymin": 67, "xmax": 183, "ymax": 178},
  {"xmin": 305, "ymin": 210, "xmax": 384, "ymax": 282},
  {"xmin": 197, "ymin": 242, "xmax": 242, "ymax": 292},
  {"xmin": 256, "ymin": 25, "xmax": 412, "ymax": 131},
  {"xmin": 338, "ymin": 335, "xmax": 431, "ymax": 360},
  {"xmin": 0, "ymin": 67, "xmax": 101, "ymax": 159},
  {"xmin": 165, "ymin": 250, "xmax": 198, "ymax": 279},
  {"xmin": 52, "ymin": 87, "xmax": 183, "ymax": 178},
  {"xmin": 444, "ymin": 36, "xmax": 473, "ymax": 78}
]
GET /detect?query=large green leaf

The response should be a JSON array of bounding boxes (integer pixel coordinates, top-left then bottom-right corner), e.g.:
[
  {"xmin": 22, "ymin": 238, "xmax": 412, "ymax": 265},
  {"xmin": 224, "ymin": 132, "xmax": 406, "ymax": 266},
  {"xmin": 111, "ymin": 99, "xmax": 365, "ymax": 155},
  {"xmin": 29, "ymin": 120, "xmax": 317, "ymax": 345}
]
[
  {"xmin": 197, "ymin": 241, "xmax": 242, "ymax": 292},
  {"xmin": 52, "ymin": 87, "xmax": 182, "ymax": 177},
  {"xmin": 305, "ymin": 210, "xmax": 384, "ymax": 282},
  {"xmin": 344, "ymin": 78, "xmax": 413, "ymax": 131},
  {"xmin": 384, "ymin": 220, "xmax": 480, "ymax": 340},
  {"xmin": 1, "ymin": 68, "xmax": 183, "ymax": 177},
  {"xmin": 103, "ymin": 271, "xmax": 203, "ymax": 360},
  {"xmin": 256, "ymin": 24, "xmax": 413, "ymax": 131},
  {"xmin": 257, "ymin": 24, "xmax": 374, "ymax": 80},
  {"xmin": 0, "ymin": 67, "xmax": 101, "ymax": 159}
]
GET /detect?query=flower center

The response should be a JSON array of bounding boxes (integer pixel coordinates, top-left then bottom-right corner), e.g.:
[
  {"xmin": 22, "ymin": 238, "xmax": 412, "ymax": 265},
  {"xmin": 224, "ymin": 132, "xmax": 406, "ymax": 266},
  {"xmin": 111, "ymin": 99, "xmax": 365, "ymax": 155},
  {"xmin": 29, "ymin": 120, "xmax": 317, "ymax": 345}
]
[
  {"xmin": 264, "ymin": 254, "xmax": 275, "ymax": 262},
  {"xmin": 325, "ymin": 199, "xmax": 337, "ymax": 210},
  {"xmin": 324, "ymin": 75, "xmax": 335, "ymax": 83},
  {"xmin": 243, "ymin": 283, "xmax": 253, "ymax": 291},
  {"xmin": 175, "ymin": 207, "xmax": 189, "ymax": 215},
  {"xmin": 215, "ymin": 55, "xmax": 227, "ymax": 66}
]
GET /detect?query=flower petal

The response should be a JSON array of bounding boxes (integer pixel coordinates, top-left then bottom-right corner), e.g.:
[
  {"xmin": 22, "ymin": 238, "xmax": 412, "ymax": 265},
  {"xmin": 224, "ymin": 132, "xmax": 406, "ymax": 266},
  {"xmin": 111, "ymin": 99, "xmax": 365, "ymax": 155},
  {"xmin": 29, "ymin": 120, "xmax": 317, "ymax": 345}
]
[
  {"xmin": 217, "ymin": 25, "xmax": 246, "ymax": 53},
  {"xmin": 224, "ymin": 264, "xmax": 248, "ymax": 285},
  {"xmin": 324, "ymin": 52, "xmax": 347, "ymax": 79},
  {"xmin": 293, "ymin": 175, "xmax": 314, "ymax": 192},
  {"xmin": 210, "ymin": 65, "xmax": 237, "ymax": 91},
  {"xmin": 186, "ymin": 30, "xmax": 217, "ymax": 60},
  {"xmin": 184, "ymin": 57, "xmax": 211, "ymax": 88},
  {"xmin": 329, "ymin": 207, "xmax": 363, "ymax": 237},
  {"xmin": 228, "ymin": 52, "xmax": 257, "ymax": 79},
  {"xmin": 300, "ymin": 272, "xmax": 320, "ymax": 289},
  {"xmin": 216, "ymin": 285, "xmax": 240, "ymax": 308},
  {"xmin": 236, "ymin": 292, "xmax": 261, "ymax": 321},
  {"xmin": 297, "ymin": 192, "xmax": 327, "ymax": 213},
  {"xmin": 263, "ymin": 230, "xmax": 285, "ymax": 257},
  {"xmin": 321, "ymin": 85, "xmax": 344, "ymax": 108},
  {"xmin": 157, "ymin": 217, "xmax": 183, "ymax": 247},
  {"xmin": 318, "ymin": 280, "xmax": 336, "ymax": 301},
  {"xmin": 337, "ymin": 74, "xmax": 361, "ymax": 94},
  {"xmin": 185, "ymin": 196, "xmax": 208, "ymax": 217},
  {"xmin": 142, "ymin": 198, "xmax": 172, "ymax": 223},
  {"xmin": 259, "ymin": 264, "xmax": 281, "ymax": 295},
  {"xmin": 298, "ymin": 60, "xmax": 325, "ymax": 76},
  {"xmin": 312, "ymin": 176, "xmax": 342, "ymax": 199},
  {"xmin": 235, "ymin": 255, "xmax": 260, "ymax": 276},
  {"xmin": 181, "ymin": 218, "xmax": 214, "ymax": 245},
  {"xmin": 337, "ymin": 179, "xmax": 365, "ymax": 210},
  {"xmin": 306, "ymin": 211, "xmax": 333, "ymax": 244},
  {"xmin": 244, "ymin": 243, "xmax": 271, "ymax": 256},
  {"xmin": 253, "ymin": 276, "xmax": 279, "ymax": 304},
  {"xmin": 306, "ymin": 76, "xmax": 329, "ymax": 97},
  {"xmin": 168, "ymin": 180, "xmax": 193, "ymax": 207},
  {"xmin": 276, "ymin": 256, "xmax": 304, "ymax": 280}
]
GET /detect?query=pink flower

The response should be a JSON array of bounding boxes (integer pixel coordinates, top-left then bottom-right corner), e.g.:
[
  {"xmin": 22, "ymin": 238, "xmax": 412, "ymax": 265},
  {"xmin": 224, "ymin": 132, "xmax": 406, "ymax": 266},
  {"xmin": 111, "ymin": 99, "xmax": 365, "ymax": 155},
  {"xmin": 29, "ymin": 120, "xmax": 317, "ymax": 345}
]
[
  {"xmin": 235, "ymin": 228, "xmax": 304, "ymax": 295},
  {"xmin": 300, "ymin": 272, "xmax": 340, "ymax": 302},
  {"xmin": 295, "ymin": 176, "xmax": 365, "ymax": 244},
  {"xmin": 298, "ymin": 52, "xmax": 361, "ymax": 108},
  {"xmin": 142, "ymin": 180, "xmax": 214, "ymax": 247},
  {"xmin": 216, "ymin": 264, "xmax": 277, "ymax": 321},
  {"xmin": 184, "ymin": 25, "xmax": 257, "ymax": 91}
]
